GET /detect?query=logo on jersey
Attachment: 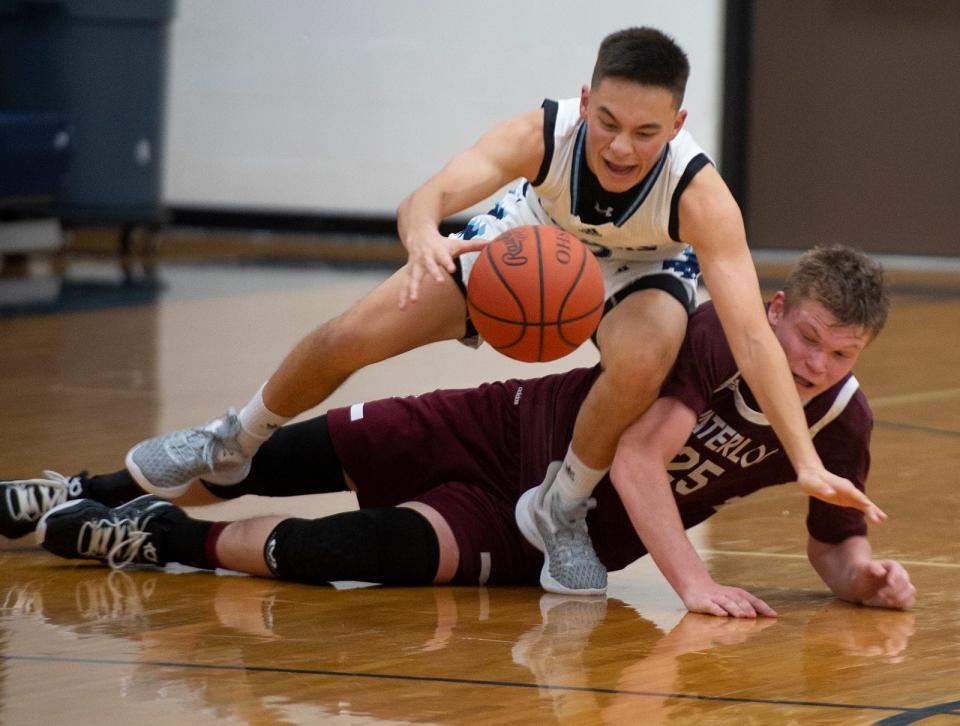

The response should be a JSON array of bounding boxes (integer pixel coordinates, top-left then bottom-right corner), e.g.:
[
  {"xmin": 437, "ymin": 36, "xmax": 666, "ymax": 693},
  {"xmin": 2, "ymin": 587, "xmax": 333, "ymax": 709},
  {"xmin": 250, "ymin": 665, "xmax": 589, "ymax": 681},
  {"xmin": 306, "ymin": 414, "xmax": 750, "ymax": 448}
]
[
  {"xmin": 692, "ymin": 409, "xmax": 780, "ymax": 468},
  {"xmin": 594, "ymin": 202, "xmax": 614, "ymax": 218},
  {"xmin": 666, "ymin": 409, "xmax": 781, "ymax": 497},
  {"xmin": 578, "ymin": 227, "xmax": 602, "ymax": 237}
]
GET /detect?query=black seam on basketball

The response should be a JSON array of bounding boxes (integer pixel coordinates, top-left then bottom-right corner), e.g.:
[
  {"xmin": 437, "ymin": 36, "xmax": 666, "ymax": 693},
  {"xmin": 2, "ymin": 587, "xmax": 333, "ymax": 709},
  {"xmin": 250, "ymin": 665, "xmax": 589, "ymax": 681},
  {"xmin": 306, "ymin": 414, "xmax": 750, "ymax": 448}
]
[
  {"xmin": 470, "ymin": 238, "xmax": 603, "ymax": 328},
  {"xmin": 535, "ymin": 227, "xmax": 545, "ymax": 361},
  {"xmin": 466, "ymin": 237, "xmax": 528, "ymax": 348},
  {"xmin": 464, "ymin": 308, "xmax": 603, "ymax": 327},
  {"xmin": 556, "ymin": 241, "xmax": 589, "ymax": 347}
]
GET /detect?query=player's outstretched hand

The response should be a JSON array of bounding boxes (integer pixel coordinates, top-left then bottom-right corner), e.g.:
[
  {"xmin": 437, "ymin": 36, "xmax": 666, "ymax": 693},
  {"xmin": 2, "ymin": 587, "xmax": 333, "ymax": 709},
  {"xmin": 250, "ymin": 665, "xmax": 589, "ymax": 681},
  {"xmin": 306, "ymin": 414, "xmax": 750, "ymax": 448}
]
[
  {"xmin": 796, "ymin": 467, "xmax": 887, "ymax": 524},
  {"xmin": 400, "ymin": 232, "xmax": 488, "ymax": 308},
  {"xmin": 852, "ymin": 559, "xmax": 917, "ymax": 610},
  {"xmin": 680, "ymin": 579, "xmax": 778, "ymax": 619}
]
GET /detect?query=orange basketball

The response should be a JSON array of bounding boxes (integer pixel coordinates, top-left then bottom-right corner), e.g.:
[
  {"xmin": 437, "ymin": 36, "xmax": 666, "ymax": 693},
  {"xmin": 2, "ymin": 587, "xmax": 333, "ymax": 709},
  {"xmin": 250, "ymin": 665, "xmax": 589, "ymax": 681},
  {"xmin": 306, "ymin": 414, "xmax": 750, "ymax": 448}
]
[{"xmin": 466, "ymin": 225, "xmax": 604, "ymax": 362}]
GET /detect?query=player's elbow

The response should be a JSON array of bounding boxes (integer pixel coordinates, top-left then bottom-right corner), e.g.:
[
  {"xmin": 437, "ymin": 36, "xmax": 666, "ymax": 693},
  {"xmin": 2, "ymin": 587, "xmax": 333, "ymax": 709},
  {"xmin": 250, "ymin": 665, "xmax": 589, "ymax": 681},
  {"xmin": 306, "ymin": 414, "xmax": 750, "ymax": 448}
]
[{"xmin": 396, "ymin": 194, "xmax": 413, "ymax": 229}]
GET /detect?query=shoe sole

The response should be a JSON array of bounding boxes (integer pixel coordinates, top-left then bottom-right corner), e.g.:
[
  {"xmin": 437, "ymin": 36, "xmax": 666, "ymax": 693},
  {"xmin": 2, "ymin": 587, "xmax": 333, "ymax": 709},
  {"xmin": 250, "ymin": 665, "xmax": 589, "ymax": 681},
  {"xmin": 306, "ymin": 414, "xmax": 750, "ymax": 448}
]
[
  {"xmin": 515, "ymin": 488, "xmax": 606, "ymax": 597},
  {"xmin": 125, "ymin": 447, "xmax": 191, "ymax": 499}
]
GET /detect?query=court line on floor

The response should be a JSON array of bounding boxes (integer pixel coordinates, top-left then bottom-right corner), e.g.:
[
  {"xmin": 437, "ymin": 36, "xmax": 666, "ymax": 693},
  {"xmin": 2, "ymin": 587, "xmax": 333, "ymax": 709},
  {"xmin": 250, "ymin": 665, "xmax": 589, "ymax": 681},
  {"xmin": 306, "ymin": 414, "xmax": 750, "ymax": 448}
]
[
  {"xmin": 1, "ymin": 653, "xmax": 953, "ymax": 719},
  {"xmin": 701, "ymin": 549, "xmax": 960, "ymax": 569},
  {"xmin": 874, "ymin": 419, "xmax": 960, "ymax": 437},
  {"xmin": 870, "ymin": 387, "xmax": 960, "ymax": 408},
  {"xmin": 874, "ymin": 700, "xmax": 960, "ymax": 725}
]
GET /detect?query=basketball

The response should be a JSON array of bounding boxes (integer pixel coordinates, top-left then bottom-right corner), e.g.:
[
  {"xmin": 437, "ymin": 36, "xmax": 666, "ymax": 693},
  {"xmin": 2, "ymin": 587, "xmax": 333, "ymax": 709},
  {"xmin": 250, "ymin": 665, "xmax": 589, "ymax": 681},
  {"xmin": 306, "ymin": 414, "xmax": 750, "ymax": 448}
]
[{"xmin": 466, "ymin": 225, "xmax": 604, "ymax": 362}]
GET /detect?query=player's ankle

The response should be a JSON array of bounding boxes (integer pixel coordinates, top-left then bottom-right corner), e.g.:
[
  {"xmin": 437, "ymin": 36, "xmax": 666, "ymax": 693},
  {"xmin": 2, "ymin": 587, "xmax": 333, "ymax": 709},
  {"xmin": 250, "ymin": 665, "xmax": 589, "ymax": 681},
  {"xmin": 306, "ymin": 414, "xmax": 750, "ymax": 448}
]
[
  {"xmin": 236, "ymin": 426, "xmax": 269, "ymax": 457},
  {"xmin": 552, "ymin": 448, "xmax": 608, "ymax": 502},
  {"xmin": 237, "ymin": 383, "xmax": 291, "ymax": 454}
]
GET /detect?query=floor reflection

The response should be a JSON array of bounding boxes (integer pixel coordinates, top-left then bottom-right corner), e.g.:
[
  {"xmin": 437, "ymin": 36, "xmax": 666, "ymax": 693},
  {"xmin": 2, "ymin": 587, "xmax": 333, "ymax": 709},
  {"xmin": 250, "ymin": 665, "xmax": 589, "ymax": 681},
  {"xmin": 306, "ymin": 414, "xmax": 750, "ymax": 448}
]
[{"xmin": 0, "ymin": 261, "xmax": 956, "ymax": 725}]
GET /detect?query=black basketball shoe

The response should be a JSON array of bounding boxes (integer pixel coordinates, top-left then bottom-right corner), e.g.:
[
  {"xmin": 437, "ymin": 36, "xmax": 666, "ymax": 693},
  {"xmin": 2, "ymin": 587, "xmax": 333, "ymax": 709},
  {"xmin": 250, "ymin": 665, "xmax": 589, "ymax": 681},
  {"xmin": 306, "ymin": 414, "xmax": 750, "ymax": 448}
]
[
  {"xmin": 1, "ymin": 471, "xmax": 85, "ymax": 539},
  {"xmin": 36, "ymin": 495, "xmax": 182, "ymax": 569}
]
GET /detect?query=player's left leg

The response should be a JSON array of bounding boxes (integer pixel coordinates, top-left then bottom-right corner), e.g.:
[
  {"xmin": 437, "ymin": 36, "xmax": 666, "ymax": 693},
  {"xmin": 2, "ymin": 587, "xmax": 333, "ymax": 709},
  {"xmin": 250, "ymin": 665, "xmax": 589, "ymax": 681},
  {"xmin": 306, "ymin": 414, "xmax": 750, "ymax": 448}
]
[
  {"xmin": 125, "ymin": 260, "xmax": 472, "ymax": 499},
  {"xmin": 37, "ymin": 497, "xmax": 454, "ymax": 586},
  {"xmin": 573, "ymin": 287, "xmax": 689, "ymax": 470},
  {"xmin": 523, "ymin": 285, "xmax": 689, "ymax": 594}
]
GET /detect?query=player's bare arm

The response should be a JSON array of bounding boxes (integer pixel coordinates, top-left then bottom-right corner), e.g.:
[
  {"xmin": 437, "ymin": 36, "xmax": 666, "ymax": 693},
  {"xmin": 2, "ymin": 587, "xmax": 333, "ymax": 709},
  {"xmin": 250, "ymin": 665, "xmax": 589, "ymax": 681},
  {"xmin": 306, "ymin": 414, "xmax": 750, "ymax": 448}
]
[
  {"xmin": 678, "ymin": 168, "xmax": 886, "ymax": 523},
  {"xmin": 395, "ymin": 108, "xmax": 546, "ymax": 307},
  {"xmin": 610, "ymin": 397, "xmax": 778, "ymax": 618},
  {"xmin": 807, "ymin": 535, "xmax": 916, "ymax": 610}
]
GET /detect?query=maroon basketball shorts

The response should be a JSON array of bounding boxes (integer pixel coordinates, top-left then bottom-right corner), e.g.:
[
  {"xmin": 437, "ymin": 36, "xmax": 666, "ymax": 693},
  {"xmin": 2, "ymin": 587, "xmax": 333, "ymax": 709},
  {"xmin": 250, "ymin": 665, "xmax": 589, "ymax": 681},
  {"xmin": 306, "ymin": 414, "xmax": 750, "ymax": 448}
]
[{"xmin": 325, "ymin": 370, "xmax": 595, "ymax": 585}]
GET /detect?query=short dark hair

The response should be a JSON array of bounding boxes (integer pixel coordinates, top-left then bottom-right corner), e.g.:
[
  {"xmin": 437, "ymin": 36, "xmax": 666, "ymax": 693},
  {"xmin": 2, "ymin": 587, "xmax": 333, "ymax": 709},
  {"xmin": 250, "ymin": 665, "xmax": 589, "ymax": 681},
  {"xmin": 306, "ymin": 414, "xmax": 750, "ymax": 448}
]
[
  {"xmin": 783, "ymin": 244, "xmax": 890, "ymax": 340},
  {"xmin": 591, "ymin": 27, "xmax": 690, "ymax": 108}
]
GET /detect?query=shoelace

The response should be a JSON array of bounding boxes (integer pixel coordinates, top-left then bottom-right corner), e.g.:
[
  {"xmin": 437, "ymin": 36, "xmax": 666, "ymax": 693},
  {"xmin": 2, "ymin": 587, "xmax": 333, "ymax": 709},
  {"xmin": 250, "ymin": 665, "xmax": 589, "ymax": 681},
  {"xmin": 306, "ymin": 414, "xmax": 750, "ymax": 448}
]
[
  {"xmin": 6, "ymin": 471, "xmax": 83, "ymax": 522},
  {"xmin": 556, "ymin": 496, "xmax": 597, "ymax": 529},
  {"xmin": 78, "ymin": 515, "xmax": 158, "ymax": 569},
  {"xmin": 167, "ymin": 410, "xmax": 242, "ymax": 471},
  {"xmin": 551, "ymin": 498, "xmax": 601, "ymax": 567}
]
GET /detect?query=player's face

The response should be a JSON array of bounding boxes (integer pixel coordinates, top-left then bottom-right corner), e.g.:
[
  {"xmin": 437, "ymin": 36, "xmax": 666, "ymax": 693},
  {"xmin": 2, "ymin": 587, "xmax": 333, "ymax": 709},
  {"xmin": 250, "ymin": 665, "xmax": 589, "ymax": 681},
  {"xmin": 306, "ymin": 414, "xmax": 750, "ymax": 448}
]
[
  {"xmin": 580, "ymin": 78, "xmax": 686, "ymax": 193},
  {"xmin": 768, "ymin": 293, "xmax": 872, "ymax": 402}
]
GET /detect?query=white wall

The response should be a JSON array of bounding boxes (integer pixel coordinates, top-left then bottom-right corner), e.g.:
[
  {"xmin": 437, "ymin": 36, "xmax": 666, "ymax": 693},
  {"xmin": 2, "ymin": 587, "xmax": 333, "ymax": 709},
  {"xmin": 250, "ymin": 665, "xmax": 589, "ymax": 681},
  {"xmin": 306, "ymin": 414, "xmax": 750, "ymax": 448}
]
[{"xmin": 163, "ymin": 0, "xmax": 725, "ymax": 216}]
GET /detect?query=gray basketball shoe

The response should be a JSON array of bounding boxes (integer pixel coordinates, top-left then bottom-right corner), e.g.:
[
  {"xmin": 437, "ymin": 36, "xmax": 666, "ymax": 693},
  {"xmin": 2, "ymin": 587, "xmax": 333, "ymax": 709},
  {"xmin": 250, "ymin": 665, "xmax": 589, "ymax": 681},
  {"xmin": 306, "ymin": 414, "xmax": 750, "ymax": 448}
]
[
  {"xmin": 36, "ymin": 495, "xmax": 179, "ymax": 569},
  {"xmin": 0, "ymin": 470, "xmax": 85, "ymax": 539},
  {"xmin": 125, "ymin": 410, "xmax": 251, "ymax": 498},
  {"xmin": 516, "ymin": 462, "xmax": 608, "ymax": 595}
]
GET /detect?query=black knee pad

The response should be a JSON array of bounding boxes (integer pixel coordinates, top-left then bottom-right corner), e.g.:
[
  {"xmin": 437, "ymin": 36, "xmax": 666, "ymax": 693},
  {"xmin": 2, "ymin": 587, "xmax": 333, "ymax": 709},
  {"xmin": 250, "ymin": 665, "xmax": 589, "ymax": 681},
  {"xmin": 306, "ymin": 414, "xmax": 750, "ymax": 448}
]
[
  {"xmin": 263, "ymin": 507, "xmax": 440, "ymax": 586},
  {"xmin": 203, "ymin": 414, "xmax": 347, "ymax": 499}
]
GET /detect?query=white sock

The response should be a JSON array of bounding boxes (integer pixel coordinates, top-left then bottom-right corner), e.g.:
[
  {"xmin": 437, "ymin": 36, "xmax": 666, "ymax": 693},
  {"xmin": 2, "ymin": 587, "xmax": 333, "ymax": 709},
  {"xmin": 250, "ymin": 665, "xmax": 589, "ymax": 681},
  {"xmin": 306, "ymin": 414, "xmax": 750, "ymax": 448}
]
[
  {"xmin": 551, "ymin": 446, "xmax": 609, "ymax": 502},
  {"xmin": 236, "ymin": 384, "xmax": 290, "ymax": 455}
]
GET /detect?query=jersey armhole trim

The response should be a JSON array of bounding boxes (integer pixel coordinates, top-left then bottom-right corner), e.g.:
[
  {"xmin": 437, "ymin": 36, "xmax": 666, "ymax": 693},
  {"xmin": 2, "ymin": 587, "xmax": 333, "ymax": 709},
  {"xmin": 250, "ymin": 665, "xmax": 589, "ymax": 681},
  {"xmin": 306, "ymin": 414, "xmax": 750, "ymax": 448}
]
[
  {"xmin": 531, "ymin": 99, "xmax": 558, "ymax": 187},
  {"xmin": 809, "ymin": 376, "xmax": 861, "ymax": 438},
  {"xmin": 668, "ymin": 153, "xmax": 713, "ymax": 242}
]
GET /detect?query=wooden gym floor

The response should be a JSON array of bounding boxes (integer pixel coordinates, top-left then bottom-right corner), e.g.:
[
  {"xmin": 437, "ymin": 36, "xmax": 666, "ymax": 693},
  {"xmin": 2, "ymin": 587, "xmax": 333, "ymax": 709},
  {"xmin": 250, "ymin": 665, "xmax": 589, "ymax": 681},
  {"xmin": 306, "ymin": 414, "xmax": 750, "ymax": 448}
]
[{"xmin": 1, "ymin": 246, "xmax": 958, "ymax": 724}]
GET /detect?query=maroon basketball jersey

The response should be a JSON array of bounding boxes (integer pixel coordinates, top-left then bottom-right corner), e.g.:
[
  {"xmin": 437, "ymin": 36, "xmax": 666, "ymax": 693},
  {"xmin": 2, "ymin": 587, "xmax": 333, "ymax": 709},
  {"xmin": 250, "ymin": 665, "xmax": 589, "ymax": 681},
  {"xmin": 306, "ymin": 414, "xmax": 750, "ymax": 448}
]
[{"xmin": 587, "ymin": 301, "xmax": 872, "ymax": 571}]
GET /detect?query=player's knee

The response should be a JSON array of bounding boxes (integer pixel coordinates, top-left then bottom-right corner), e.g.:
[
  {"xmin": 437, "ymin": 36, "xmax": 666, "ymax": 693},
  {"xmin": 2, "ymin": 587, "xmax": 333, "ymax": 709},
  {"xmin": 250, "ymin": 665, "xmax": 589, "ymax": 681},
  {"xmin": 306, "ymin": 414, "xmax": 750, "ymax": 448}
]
[
  {"xmin": 263, "ymin": 508, "xmax": 439, "ymax": 586},
  {"xmin": 311, "ymin": 316, "xmax": 373, "ymax": 371},
  {"xmin": 595, "ymin": 341, "xmax": 675, "ymax": 418},
  {"xmin": 204, "ymin": 414, "xmax": 347, "ymax": 499},
  {"xmin": 603, "ymin": 340, "xmax": 673, "ymax": 391}
]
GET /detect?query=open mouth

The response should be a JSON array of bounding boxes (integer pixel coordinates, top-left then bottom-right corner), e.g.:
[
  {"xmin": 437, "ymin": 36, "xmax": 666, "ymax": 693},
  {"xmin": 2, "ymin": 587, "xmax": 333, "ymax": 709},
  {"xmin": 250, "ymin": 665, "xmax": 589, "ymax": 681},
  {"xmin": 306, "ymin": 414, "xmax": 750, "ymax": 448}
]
[
  {"xmin": 793, "ymin": 373, "xmax": 815, "ymax": 389},
  {"xmin": 603, "ymin": 159, "xmax": 637, "ymax": 176}
]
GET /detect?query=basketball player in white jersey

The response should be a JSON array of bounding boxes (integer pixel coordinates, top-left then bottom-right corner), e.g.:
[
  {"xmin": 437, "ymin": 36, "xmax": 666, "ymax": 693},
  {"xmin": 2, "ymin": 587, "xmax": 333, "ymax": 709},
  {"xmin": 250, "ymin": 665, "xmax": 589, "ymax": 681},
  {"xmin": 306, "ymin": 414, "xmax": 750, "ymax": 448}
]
[{"xmin": 124, "ymin": 27, "xmax": 884, "ymax": 594}]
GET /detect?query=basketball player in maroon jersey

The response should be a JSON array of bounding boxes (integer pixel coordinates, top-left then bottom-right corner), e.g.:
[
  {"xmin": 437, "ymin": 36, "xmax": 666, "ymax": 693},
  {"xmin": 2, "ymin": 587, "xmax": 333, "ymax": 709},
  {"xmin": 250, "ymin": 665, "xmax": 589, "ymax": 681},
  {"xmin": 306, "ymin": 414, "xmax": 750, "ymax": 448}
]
[{"xmin": 20, "ymin": 245, "xmax": 915, "ymax": 614}]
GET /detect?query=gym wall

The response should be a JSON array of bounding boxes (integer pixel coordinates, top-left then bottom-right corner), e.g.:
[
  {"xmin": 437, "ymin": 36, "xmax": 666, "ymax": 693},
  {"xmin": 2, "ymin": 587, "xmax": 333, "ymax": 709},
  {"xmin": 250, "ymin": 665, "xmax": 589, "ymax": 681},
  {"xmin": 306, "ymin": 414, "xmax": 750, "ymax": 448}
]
[
  {"xmin": 740, "ymin": 0, "xmax": 960, "ymax": 257},
  {"xmin": 162, "ymin": 1, "xmax": 726, "ymax": 218}
]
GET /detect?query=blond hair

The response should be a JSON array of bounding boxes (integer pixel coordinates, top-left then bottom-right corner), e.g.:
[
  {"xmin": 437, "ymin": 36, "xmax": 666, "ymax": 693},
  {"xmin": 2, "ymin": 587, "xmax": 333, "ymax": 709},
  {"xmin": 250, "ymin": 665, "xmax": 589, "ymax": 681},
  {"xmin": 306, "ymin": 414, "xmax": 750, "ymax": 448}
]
[{"xmin": 783, "ymin": 244, "xmax": 889, "ymax": 339}]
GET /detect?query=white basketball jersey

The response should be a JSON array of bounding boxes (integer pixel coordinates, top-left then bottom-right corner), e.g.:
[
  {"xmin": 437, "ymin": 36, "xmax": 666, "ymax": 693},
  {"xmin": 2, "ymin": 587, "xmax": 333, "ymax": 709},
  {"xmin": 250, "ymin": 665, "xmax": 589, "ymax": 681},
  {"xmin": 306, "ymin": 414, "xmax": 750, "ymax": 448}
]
[
  {"xmin": 454, "ymin": 97, "xmax": 712, "ymax": 307},
  {"xmin": 526, "ymin": 97, "xmax": 712, "ymax": 262}
]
